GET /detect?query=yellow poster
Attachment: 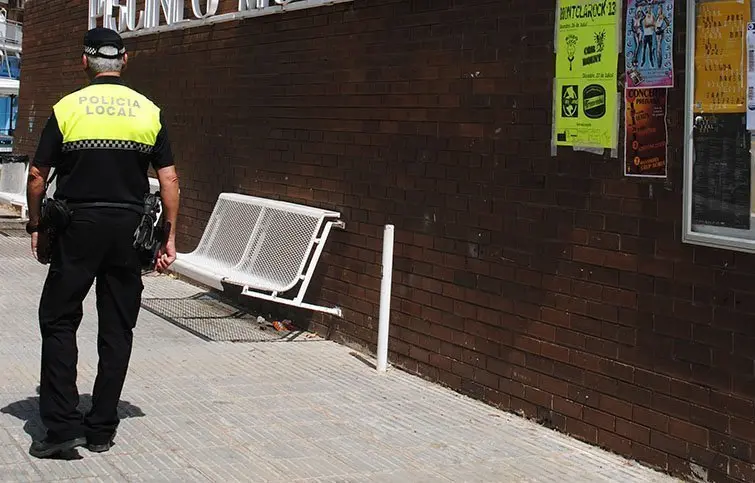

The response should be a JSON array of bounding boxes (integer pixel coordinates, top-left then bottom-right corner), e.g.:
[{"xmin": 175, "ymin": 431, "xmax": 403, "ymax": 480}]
[
  {"xmin": 554, "ymin": 0, "xmax": 620, "ymax": 149},
  {"xmin": 694, "ymin": 0, "xmax": 750, "ymax": 113}
]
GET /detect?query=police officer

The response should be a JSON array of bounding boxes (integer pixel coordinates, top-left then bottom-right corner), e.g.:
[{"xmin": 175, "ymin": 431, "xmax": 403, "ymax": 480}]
[{"xmin": 25, "ymin": 27, "xmax": 180, "ymax": 458}]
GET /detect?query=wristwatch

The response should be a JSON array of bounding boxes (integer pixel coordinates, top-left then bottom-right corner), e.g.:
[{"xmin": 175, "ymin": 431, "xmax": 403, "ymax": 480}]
[{"xmin": 25, "ymin": 222, "xmax": 39, "ymax": 234}]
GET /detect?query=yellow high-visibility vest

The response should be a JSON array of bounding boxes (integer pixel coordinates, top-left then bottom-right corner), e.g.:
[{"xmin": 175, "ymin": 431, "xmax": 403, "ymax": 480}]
[{"xmin": 53, "ymin": 83, "xmax": 163, "ymax": 151}]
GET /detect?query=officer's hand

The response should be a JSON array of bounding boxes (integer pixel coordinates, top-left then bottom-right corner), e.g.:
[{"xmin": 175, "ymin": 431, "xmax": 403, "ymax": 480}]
[
  {"xmin": 30, "ymin": 232, "xmax": 38, "ymax": 260},
  {"xmin": 155, "ymin": 238, "xmax": 176, "ymax": 273}
]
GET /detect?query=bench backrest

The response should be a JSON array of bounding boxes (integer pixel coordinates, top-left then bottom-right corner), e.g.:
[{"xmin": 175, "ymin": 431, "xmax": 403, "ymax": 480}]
[
  {"xmin": 194, "ymin": 193, "xmax": 340, "ymax": 292},
  {"xmin": 0, "ymin": 159, "xmax": 27, "ymax": 196}
]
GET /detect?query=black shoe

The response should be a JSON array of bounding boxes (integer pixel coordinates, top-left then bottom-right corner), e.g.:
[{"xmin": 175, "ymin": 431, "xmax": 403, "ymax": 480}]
[
  {"xmin": 86, "ymin": 431, "xmax": 117, "ymax": 453},
  {"xmin": 29, "ymin": 437, "xmax": 86, "ymax": 459}
]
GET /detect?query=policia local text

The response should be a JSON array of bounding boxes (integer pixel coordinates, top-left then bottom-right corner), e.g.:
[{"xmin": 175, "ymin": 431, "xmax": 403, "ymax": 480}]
[{"xmin": 79, "ymin": 95, "xmax": 141, "ymax": 117}]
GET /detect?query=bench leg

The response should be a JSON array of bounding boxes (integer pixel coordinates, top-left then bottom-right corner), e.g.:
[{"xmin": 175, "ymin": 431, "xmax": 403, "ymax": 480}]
[
  {"xmin": 293, "ymin": 220, "xmax": 335, "ymax": 305},
  {"xmin": 240, "ymin": 286, "xmax": 343, "ymax": 317}
]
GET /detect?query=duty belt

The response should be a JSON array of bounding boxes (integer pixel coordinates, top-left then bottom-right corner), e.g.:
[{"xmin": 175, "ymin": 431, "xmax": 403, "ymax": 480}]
[{"xmin": 65, "ymin": 201, "xmax": 145, "ymax": 214}]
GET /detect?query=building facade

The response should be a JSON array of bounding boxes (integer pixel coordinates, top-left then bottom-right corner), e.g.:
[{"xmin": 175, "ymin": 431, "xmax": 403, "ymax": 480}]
[{"xmin": 15, "ymin": 1, "xmax": 755, "ymax": 482}]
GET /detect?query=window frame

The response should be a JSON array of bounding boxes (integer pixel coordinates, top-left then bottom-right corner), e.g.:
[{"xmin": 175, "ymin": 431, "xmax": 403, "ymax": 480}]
[{"xmin": 681, "ymin": 0, "xmax": 755, "ymax": 253}]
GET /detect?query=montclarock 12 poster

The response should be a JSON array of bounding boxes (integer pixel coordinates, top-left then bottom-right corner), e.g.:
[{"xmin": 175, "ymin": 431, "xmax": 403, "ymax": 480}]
[
  {"xmin": 554, "ymin": 0, "xmax": 620, "ymax": 149},
  {"xmin": 625, "ymin": 0, "xmax": 674, "ymax": 88}
]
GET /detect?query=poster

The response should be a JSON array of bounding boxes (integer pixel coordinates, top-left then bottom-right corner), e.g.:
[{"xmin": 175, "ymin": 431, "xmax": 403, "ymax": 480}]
[
  {"xmin": 747, "ymin": 22, "xmax": 755, "ymax": 129},
  {"xmin": 624, "ymin": 88, "xmax": 668, "ymax": 177},
  {"xmin": 694, "ymin": 0, "xmax": 750, "ymax": 113},
  {"xmin": 625, "ymin": 0, "xmax": 675, "ymax": 88},
  {"xmin": 692, "ymin": 113, "xmax": 752, "ymax": 229},
  {"xmin": 554, "ymin": 0, "xmax": 620, "ymax": 149}
]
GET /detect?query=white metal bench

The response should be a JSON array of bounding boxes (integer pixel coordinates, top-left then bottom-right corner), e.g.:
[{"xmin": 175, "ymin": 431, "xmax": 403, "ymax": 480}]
[
  {"xmin": 170, "ymin": 193, "xmax": 345, "ymax": 316},
  {"xmin": 0, "ymin": 158, "xmax": 29, "ymax": 219}
]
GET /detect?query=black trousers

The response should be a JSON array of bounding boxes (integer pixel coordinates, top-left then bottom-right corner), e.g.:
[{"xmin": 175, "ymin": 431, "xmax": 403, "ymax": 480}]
[{"xmin": 38, "ymin": 207, "xmax": 143, "ymax": 443}]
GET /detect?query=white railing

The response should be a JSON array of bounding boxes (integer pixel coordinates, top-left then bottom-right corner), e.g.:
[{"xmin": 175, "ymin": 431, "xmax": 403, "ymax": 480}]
[{"xmin": 0, "ymin": 19, "xmax": 22, "ymax": 45}]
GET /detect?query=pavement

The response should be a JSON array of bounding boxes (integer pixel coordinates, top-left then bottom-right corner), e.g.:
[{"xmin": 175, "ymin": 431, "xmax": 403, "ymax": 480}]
[{"xmin": 0, "ymin": 231, "xmax": 682, "ymax": 482}]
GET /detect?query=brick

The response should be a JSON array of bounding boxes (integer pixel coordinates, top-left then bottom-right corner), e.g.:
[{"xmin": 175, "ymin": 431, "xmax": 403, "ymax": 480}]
[
  {"xmin": 669, "ymin": 379, "xmax": 710, "ymax": 406},
  {"xmin": 565, "ymin": 417, "xmax": 598, "ymax": 444},
  {"xmin": 650, "ymin": 430, "xmax": 689, "ymax": 459},
  {"xmin": 709, "ymin": 432, "xmax": 752, "ymax": 462},
  {"xmin": 730, "ymin": 417, "xmax": 755, "ymax": 442},
  {"xmin": 524, "ymin": 385, "xmax": 553, "ymax": 408},
  {"xmin": 731, "ymin": 458, "xmax": 755, "ymax": 483},
  {"xmin": 669, "ymin": 418, "xmax": 709, "ymax": 447},
  {"xmin": 583, "ymin": 407, "xmax": 616, "ymax": 431},
  {"xmin": 616, "ymin": 418, "xmax": 651, "ymax": 445},
  {"xmin": 599, "ymin": 394, "xmax": 633, "ymax": 420},
  {"xmin": 510, "ymin": 392, "xmax": 539, "ymax": 418},
  {"xmin": 568, "ymin": 385, "xmax": 601, "ymax": 409},
  {"xmin": 634, "ymin": 369, "xmax": 671, "ymax": 393},
  {"xmin": 688, "ymin": 443, "xmax": 730, "ymax": 475},
  {"xmin": 690, "ymin": 404, "xmax": 731, "ymax": 434},
  {"xmin": 539, "ymin": 374, "xmax": 569, "ymax": 397},
  {"xmin": 598, "ymin": 429, "xmax": 632, "ymax": 456},
  {"xmin": 634, "ymin": 406, "xmax": 669, "ymax": 432},
  {"xmin": 652, "ymin": 393, "xmax": 691, "ymax": 420},
  {"xmin": 710, "ymin": 391, "xmax": 754, "ymax": 419}
]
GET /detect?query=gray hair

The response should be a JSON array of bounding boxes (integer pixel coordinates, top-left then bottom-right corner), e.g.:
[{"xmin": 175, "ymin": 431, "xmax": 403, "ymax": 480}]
[{"xmin": 85, "ymin": 46, "xmax": 125, "ymax": 74}]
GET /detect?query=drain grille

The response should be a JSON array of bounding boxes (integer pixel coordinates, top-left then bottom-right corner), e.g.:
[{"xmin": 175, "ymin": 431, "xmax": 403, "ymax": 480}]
[{"xmin": 141, "ymin": 292, "xmax": 321, "ymax": 343}]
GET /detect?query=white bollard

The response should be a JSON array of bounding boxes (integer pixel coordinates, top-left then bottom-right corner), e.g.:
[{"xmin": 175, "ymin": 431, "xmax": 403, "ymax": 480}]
[{"xmin": 376, "ymin": 224, "xmax": 395, "ymax": 372}]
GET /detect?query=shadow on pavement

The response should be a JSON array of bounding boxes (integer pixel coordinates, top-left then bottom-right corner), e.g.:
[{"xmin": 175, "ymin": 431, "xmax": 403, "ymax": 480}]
[{"xmin": 0, "ymin": 387, "xmax": 145, "ymax": 460}]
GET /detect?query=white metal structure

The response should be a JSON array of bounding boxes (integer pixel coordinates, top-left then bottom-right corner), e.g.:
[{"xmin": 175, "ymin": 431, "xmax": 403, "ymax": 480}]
[
  {"xmin": 0, "ymin": 157, "xmax": 27, "ymax": 218},
  {"xmin": 171, "ymin": 193, "xmax": 345, "ymax": 316},
  {"xmin": 0, "ymin": 77, "xmax": 18, "ymax": 96},
  {"xmin": 45, "ymin": 168, "xmax": 56, "ymax": 198},
  {"xmin": 376, "ymin": 224, "xmax": 394, "ymax": 372}
]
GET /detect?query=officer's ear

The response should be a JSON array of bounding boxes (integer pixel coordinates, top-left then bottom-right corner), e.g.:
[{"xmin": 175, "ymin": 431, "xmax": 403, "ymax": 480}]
[
  {"xmin": 122, "ymin": 53, "xmax": 128, "ymax": 70},
  {"xmin": 82, "ymin": 55, "xmax": 88, "ymax": 71}
]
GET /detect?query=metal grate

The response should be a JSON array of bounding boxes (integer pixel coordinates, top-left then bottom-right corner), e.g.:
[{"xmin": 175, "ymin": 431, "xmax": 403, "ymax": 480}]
[{"xmin": 141, "ymin": 292, "xmax": 322, "ymax": 343}]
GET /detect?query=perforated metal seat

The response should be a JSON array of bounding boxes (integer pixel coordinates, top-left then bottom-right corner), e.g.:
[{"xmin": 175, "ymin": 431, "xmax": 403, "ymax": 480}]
[{"xmin": 171, "ymin": 193, "xmax": 345, "ymax": 316}]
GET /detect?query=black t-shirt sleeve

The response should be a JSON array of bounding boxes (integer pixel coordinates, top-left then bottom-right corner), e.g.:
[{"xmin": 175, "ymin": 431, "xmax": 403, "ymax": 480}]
[
  {"xmin": 151, "ymin": 112, "xmax": 174, "ymax": 170},
  {"xmin": 33, "ymin": 113, "xmax": 63, "ymax": 168}
]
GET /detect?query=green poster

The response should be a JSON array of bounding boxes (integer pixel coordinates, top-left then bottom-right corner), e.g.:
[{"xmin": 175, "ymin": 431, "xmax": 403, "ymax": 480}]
[{"xmin": 554, "ymin": 0, "xmax": 619, "ymax": 149}]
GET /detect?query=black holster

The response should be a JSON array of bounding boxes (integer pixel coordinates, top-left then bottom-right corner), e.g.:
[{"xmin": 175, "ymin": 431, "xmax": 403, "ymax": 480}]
[
  {"xmin": 133, "ymin": 191, "xmax": 167, "ymax": 270},
  {"xmin": 36, "ymin": 198, "xmax": 71, "ymax": 265},
  {"xmin": 40, "ymin": 198, "xmax": 72, "ymax": 232}
]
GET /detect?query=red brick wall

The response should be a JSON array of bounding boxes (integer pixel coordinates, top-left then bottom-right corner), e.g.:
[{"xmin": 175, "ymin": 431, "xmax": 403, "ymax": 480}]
[{"xmin": 16, "ymin": 1, "xmax": 755, "ymax": 481}]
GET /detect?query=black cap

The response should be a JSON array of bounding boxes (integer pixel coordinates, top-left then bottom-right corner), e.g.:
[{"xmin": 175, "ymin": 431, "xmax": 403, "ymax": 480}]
[{"xmin": 83, "ymin": 27, "xmax": 126, "ymax": 59}]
